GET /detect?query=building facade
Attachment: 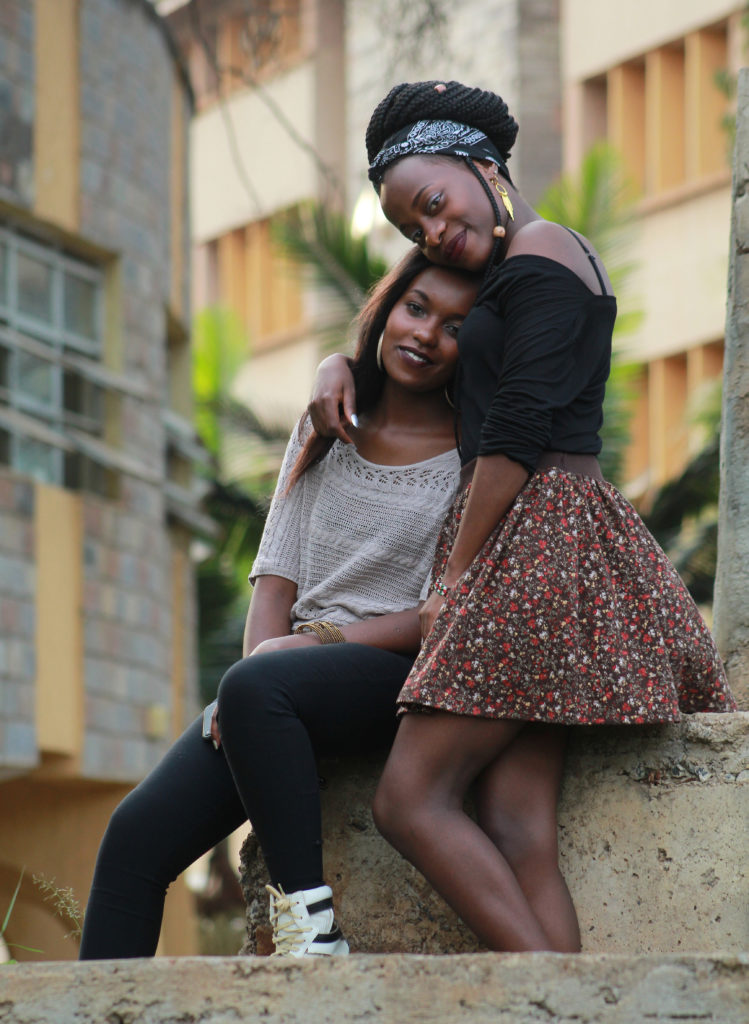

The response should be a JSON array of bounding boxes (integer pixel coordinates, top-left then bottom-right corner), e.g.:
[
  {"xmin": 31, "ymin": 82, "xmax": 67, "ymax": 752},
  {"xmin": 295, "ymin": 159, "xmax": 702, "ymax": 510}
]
[
  {"xmin": 0, "ymin": 0, "xmax": 204, "ymax": 959},
  {"xmin": 563, "ymin": 0, "xmax": 740, "ymax": 498},
  {"xmin": 167, "ymin": 0, "xmax": 738, "ymax": 504}
]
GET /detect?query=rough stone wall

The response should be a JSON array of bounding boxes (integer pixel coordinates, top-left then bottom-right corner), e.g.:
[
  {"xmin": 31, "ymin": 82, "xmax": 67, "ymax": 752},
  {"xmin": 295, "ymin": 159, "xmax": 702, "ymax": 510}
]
[
  {"xmin": 3, "ymin": 953, "xmax": 748, "ymax": 1024},
  {"xmin": 0, "ymin": 471, "xmax": 36, "ymax": 775},
  {"xmin": 79, "ymin": 0, "xmax": 173, "ymax": 464},
  {"xmin": 80, "ymin": 497, "xmax": 175, "ymax": 779},
  {"xmin": 240, "ymin": 713, "xmax": 748, "ymax": 956},
  {"xmin": 715, "ymin": 67, "xmax": 749, "ymax": 710}
]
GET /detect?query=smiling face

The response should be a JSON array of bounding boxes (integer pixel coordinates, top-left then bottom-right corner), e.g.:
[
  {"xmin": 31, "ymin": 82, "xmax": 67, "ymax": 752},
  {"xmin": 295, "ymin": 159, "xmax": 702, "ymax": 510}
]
[
  {"xmin": 381, "ymin": 265, "xmax": 479, "ymax": 392},
  {"xmin": 379, "ymin": 155, "xmax": 497, "ymax": 273}
]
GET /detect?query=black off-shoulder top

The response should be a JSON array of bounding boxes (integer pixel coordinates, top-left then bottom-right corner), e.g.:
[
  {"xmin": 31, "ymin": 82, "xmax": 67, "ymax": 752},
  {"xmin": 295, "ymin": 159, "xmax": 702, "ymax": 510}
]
[{"xmin": 455, "ymin": 254, "xmax": 618, "ymax": 471}]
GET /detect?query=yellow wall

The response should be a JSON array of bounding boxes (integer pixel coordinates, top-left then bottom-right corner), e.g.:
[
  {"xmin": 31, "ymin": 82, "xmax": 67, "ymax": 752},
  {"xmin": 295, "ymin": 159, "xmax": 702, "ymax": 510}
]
[
  {"xmin": 33, "ymin": 0, "xmax": 79, "ymax": 231},
  {"xmin": 0, "ymin": 780, "xmax": 200, "ymax": 961},
  {"xmin": 170, "ymin": 538, "xmax": 189, "ymax": 740},
  {"xmin": 171, "ymin": 74, "xmax": 187, "ymax": 315},
  {"xmin": 34, "ymin": 484, "xmax": 84, "ymax": 766}
]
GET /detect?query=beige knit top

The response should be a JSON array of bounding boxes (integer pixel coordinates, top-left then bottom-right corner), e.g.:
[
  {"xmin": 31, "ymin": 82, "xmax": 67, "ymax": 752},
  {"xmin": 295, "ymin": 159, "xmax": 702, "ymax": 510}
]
[{"xmin": 250, "ymin": 421, "xmax": 461, "ymax": 629}]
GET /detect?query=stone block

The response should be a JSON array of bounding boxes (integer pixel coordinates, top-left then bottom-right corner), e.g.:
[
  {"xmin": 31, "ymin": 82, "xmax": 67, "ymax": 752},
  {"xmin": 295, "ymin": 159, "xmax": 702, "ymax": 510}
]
[
  {"xmin": 0, "ymin": 954, "xmax": 747, "ymax": 1024},
  {"xmin": 240, "ymin": 713, "xmax": 748, "ymax": 956}
]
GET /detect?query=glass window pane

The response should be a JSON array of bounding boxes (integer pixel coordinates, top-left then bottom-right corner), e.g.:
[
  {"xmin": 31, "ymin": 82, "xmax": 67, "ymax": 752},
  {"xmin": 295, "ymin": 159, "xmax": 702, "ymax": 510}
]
[
  {"xmin": 17, "ymin": 251, "xmax": 54, "ymax": 323},
  {"xmin": 64, "ymin": 272, "xmax": 98, "ymax": 342},
  {"xmin": 14, "ymin": 436, "xmax": 60, "ymax": 483},
  {"xmin": 63, "ymin": 371, "xmax": 102, "ymax": 428},
  {"xmin": 16, "ymin": 350, "xmax": 57, "ymax": 411}
]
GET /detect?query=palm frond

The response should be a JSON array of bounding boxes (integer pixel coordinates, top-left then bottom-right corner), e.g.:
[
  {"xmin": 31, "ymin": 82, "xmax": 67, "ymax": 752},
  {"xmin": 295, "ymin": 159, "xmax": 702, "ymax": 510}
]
[{"xmin": 273, "ymin": 202, "xmax": 389, "ymax": 314}]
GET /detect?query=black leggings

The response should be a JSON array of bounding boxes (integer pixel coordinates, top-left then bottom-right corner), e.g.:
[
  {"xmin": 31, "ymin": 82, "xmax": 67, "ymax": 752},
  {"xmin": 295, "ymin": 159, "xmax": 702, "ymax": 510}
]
[{"xmin": 79, "ymin": 643, "xmax": 412, "ymax": 959}]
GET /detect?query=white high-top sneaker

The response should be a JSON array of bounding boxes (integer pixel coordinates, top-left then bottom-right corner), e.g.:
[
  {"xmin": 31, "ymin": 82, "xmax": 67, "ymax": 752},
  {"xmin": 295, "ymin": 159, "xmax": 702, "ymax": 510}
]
[{"xmin": 266, "ymin": 884, "xmax": 350, "ymax": 957}]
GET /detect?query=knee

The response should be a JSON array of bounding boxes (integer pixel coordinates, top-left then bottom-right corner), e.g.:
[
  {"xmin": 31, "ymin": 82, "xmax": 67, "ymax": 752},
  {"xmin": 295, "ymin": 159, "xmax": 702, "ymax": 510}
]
[
  {"xmin": 216, "ymin": 657, "xmax": 253, "ymax": 713},
  {"xmin": 372, "ymin": 759, "xmax": 422, "ymax": 847},
  {"xmin": 97, "ymin": 788, "xmax": 153, "ymax": 865},
  {"xmin": 217, "ymin": 656, "xmax": 274, "ymax": 719}
]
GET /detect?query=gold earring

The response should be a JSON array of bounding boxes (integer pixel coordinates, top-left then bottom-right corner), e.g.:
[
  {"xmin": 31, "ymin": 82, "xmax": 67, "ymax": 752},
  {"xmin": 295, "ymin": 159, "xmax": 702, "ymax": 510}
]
[
  {"xmin": 490, "ymin": 176, "xmax": 514, "ymax": 221},
  {"xmin": 444, "ymin": 384, "xmax": 455, "ymax": 409},
  {"xmin": 376, "ymin": 332, "xmax": 385, "ymax": 371},
  {"xmin": 492, "ymin": 225, "xmax": 505, "ymax": 239}
]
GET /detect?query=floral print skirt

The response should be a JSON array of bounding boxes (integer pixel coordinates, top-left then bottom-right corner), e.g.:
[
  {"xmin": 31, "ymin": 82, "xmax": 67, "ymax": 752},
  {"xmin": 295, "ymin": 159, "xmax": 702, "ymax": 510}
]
[{"xmin": 399, "ymin": 468, "xmax": 736, "ymax": 724}]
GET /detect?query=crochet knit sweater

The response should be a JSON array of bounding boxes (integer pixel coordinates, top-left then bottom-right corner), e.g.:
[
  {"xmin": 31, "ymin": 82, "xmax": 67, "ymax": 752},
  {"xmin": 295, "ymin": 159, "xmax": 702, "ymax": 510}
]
[{"xmin": 250, "ymin": 422, "xmax": 460, "ymax": 629}]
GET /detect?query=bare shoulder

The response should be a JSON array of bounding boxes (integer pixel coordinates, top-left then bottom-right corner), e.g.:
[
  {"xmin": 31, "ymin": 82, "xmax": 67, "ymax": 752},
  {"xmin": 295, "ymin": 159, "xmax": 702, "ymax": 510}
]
[
  {"xmin": 506, "ymin": 219, "xmax": 571, "ymax": 258},
  {"xmin": 506, "ymin": 220, "xmax": 612, "ymax": 294}
]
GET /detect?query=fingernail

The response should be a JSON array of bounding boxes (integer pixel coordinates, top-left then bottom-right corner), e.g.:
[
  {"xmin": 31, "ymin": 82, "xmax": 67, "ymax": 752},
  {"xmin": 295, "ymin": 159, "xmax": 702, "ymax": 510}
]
[
  {"xmin": 212, "ymin": 740, "xmax": 219, "ymax": 751},
  {"xmin": 350, "ymin": 414, "xmax": 359, "ymax": 428}
]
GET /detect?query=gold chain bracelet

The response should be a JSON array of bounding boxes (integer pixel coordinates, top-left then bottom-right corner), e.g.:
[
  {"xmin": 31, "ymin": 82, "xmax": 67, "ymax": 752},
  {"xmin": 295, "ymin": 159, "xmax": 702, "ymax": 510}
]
[{"xmin": 293, "ymin": 620, "xmax": 346, "ymax": 644}]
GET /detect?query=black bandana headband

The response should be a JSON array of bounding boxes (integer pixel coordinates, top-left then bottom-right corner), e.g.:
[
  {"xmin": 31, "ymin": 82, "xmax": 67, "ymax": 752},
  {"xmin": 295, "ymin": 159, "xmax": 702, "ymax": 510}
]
[{"xmin": 368, "ymin": 119, "xmax": 510, "ymax": 188}]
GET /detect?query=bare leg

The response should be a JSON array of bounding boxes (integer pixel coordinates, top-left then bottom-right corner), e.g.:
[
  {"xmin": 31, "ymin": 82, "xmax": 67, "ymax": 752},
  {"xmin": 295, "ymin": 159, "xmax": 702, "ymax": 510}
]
[
  {"xmin": 373, "ymin": 712, "xmax": 554, "ymax": 951},
  {"xmin": 474, "ymin": 724, "xmax": 580, "ymax": 952}
]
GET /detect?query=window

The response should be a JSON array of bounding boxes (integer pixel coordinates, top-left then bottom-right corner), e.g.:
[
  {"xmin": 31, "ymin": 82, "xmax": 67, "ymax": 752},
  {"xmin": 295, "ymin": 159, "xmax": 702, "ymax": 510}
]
[{"xmin": 0, "ymin": 223, "xmax": 109, "ymax": 491}]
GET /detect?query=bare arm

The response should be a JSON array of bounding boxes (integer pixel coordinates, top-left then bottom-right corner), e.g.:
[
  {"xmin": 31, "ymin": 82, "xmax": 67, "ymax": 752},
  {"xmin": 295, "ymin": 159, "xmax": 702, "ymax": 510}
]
[
  {"xmin": 336, "ymin": 607, "xmax": 422, "ymax": 655},
  {"xmin": 251, "ymin": 605, "xmax": 423, "ymax": 658},
  {"xmin": 443, "ymin": 454, "xmax": 529, "ymax": 587},
  {"xmin": 419, "ymin": 453, "xmax": 528, "ymax": 639},
  {"xmin": 242, "ymin": 574, "xmax": 298, "ymax": 656},
  {"xmin": 308, "ymin": 353, "xmax": 357, "ymax": 443}
]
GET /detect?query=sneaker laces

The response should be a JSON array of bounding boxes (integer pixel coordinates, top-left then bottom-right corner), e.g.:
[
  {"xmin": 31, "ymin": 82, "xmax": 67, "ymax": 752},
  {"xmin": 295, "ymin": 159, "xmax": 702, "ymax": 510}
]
[{"xmin": 266, "ymin": 884, "xmax": 312, "ymax": 956}]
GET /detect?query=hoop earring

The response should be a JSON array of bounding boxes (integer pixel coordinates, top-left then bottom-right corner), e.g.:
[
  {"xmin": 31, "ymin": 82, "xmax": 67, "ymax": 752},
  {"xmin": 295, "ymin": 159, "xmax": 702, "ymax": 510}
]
[
  {"xmin": 376, "ymin": 332, "xmax": 385, "ymax": 372},
  {"xmin": 490, "ymin": 176, "xmax": 514, "ymax": 221},
  {"xmin": 444, "ymin": 384, "xmax": 455, "ymax": 409}
]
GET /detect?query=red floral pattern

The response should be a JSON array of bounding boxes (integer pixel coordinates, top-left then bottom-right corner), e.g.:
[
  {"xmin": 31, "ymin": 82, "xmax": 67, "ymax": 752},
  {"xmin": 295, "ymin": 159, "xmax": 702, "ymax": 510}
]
[{"xmin": 399, "ymin": 469, "xmax": 736, "ymax": 724}]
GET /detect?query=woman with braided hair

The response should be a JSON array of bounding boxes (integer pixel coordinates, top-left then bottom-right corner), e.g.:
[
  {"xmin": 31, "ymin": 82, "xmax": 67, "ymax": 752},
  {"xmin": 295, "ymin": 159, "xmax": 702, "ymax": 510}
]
[{"xmin": 309, "ymin": 80, "xmax": 736, "ymax": 953}]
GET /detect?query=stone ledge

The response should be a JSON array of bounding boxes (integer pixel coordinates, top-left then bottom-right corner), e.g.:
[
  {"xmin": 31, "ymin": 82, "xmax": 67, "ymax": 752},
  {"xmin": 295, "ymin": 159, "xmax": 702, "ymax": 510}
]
[
  {"xmin": 240, "ymin": 713, "xmax": 749, "ymax": 955},
  {"xmin": 1, "ymin": 954, "xmax": 747, "ymax": 1023}
]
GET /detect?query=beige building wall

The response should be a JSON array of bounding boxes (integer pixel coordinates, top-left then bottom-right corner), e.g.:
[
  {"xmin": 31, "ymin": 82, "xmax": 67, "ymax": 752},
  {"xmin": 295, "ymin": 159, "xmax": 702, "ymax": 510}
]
[
  {"xmin": 169, "ymin": 0, "xmax": 347, "ymax": 429},
  {"xmin": 563, "ymin": 0, "xmax": 740, "ymax": 496},
  {"xmin": 191, "ymin": 63, "xmax": 317, "ymax": 243},
  {"xmin": 563, "ymin": 0, "xmax": 739, "ymax": 81}
]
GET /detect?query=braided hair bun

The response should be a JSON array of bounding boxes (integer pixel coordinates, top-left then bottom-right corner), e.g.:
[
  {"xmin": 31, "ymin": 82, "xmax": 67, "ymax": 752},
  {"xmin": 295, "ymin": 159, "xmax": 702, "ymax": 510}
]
[{"xmin": 366, "ymin": 80, "xmax": 519, "ymax": 166}]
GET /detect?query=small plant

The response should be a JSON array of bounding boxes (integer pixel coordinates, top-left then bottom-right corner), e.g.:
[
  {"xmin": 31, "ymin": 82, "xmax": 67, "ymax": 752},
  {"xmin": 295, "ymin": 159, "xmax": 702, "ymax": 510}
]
[
  {"xmin": 32, "ymin": 874, "xmax": 83, "ymax": 943},
  {"xmin": 1, "ymin": 870, "xmax": 43, "ymax": 963}
]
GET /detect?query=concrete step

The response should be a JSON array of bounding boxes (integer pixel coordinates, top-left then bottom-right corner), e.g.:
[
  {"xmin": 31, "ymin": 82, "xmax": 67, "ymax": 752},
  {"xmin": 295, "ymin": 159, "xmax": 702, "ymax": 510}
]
[
  {"xmin": 241, "ymin": 712, "xmax": 749, "ymax": 955},
  {"xmin": 2, "ymin": 953, "xmax": 747, "ymax": 1023}
]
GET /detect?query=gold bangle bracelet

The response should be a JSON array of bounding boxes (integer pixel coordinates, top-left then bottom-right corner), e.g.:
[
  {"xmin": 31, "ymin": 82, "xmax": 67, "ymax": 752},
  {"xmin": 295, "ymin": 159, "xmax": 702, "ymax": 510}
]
[{"xmin": 293, "ymin": 620, "xmax": 346, "ymax": 644}]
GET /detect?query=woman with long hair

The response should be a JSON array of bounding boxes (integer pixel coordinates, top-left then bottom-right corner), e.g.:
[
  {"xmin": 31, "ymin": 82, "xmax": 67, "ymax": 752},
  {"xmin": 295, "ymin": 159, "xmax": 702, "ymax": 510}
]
[
  {"xmin": 79, "ymin": 249, "xmax": 480, "ymax": 959},
  {"xmin": 309, "ymin": 80, "xmax": 736, "ymax": 953}
]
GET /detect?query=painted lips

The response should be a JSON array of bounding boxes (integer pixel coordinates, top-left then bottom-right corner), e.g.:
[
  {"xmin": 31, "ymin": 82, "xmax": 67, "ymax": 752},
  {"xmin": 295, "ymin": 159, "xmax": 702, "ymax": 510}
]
[
  {"xmin": 443, "ymin": 230, "xmax": 466, "ymax": 263},
  {"xmin": 397, "ymin": 346, "xmax": 432, "ymax": 367}
]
